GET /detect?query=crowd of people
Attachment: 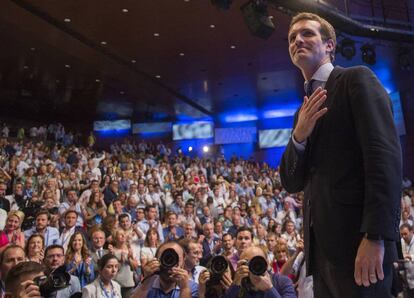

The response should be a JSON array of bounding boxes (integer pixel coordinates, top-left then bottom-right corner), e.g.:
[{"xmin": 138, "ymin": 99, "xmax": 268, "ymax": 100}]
[{"xmin": 0, "ymin": 131, "xmax": 411, "ymax": 297}]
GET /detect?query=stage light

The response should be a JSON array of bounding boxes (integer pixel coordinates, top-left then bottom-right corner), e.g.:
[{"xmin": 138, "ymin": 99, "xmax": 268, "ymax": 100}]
[
  {"xmin": 188, "ymin": 146, "xmax": 193, "ymax": 152},
  {"xmin": 202, "ymin": 146, "xmax": 209, "ymax": 153},
  {"xmin": 211, "ymin": 0, "xmax": 233, "ymax": 9},
  {"xmin": 339, "ymin": 38, "xmax": 356, "ymax": 60},
  {"xmin": 240, "ymin": 0, "xmax": 275, "ymax": 40},
  {"xmin": 361, "ymin": 44, "xmax": 376, "ymax": 65}
]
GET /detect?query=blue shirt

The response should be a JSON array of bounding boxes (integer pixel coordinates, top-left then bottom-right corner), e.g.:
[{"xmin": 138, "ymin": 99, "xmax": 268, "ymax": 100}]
[
  {"xmin": 224, "ymin": 274, "xmax": 296, "ymax": 298},
  {"xmin": 146, "ymin": 276, "xmax": 199, "ymax": 298},
  {"xmin": 24, "ymin": 226, "xmax": 60, "ymax": 247},
  {"xmin": 163, "ymin": 226, "xmax": 184, "ymax": 241}
]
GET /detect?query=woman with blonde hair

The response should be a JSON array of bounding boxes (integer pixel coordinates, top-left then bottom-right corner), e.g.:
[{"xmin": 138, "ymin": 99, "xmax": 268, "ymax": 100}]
[
  {"xmin": 0, "ymin": 210, "xmax": 25, "ymax": 252},
  {"xmin": 65, "ymin": 231, "xmax": 95, "ymax": 287}
]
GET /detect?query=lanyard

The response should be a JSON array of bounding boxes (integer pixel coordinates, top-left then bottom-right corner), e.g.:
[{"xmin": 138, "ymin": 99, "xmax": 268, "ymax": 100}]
[{"xmin": 99, "ymin": 280, "xmax": 115, "ymax": 298}]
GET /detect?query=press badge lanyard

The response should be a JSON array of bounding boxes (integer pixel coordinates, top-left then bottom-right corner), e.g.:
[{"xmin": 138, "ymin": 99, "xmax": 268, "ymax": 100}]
[{"xmin": 100, "ymin": 280, "xmax": 115, "ymax": 298}]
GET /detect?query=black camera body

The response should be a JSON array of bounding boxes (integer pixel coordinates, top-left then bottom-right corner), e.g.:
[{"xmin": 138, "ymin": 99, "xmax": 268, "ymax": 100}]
[{"xmin": 34, "ymin": 265, "xmax": 71, "ymax": 297}]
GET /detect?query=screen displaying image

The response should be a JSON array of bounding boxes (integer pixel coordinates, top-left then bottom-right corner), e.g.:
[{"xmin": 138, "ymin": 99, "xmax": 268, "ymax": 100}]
[
  {"xmin": 93, "ymin": 119, "xmax": 131, "ymax": 131},
  {"xmin": 215, "ymin": 127, "xmax": 257, "ymax": 144},
  {"xmin": 172, "ymin": 121, "xmax": 214, "ymax": 140},
  {"xmin": 259, "ymin": 128, "xmax": 292, "ymax": 148}
]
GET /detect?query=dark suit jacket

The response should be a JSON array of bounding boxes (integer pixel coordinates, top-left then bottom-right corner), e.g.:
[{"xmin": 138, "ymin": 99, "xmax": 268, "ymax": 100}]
[
  {"xmin": 200, "ymin": 236, "xmax": 220, "ymax": 266},
  {"xmin": 280, "ymin": 66, "xmax": 402, "ymax": 274}
]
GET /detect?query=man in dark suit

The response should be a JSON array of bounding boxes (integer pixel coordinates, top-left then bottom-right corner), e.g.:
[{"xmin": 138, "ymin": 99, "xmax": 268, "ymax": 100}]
[
  {"xmin": 200, "ymin": 222, "xmax": 221, "ymax": 266},
  {"xmin": 280, "ymin": 12, "xmax": 402, "ymax": 298}
]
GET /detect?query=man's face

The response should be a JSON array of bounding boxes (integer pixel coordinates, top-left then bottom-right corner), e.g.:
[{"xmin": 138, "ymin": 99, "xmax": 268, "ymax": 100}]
[
  {"xmin": 36, "ymin": 214, "xmax": 48, "ymax": 230},
  {"xmin": 288, "ymin": 19, "xmax": 334, "ymax": 71},
  {"xmin": 266, "ymin": 236, "xmax": 277, "ymax": 250},
  {"xmin": 186, "ymin": 243, "xmax": 202, "ymax": 268},
  {"xmin": 67, "ymin": 191, "xmax": 77, "ymax": 202},
  {"xmin": 223, "ymin": 235, "xmax": 234, "ymax": 250},
  {"xmin": 44, "ymin": 248, "xmax": 65, "ymax": 270},
  {"xmin": 1, "ymin": 248, "xmax": 25, "ymax": 277},
  {"xmin": 92, "ymin": 231, "xmax": 106, "ymax": 249},
  {"xmin": 158, "ymin": 243, "xmax": 185, "ymax": 282},
  {"xmin": 65, "ymin": 212, "xmax": 77, "ymax": 228},
  {"xmin": 235, "ymin": 231, "xmax": 252, "ymax": 254},
  {"xmin": 137, "ymin": 209, "xmax": 145, "ymax": 220},
  {"xmin": 203, "ymin": 224, "xmax": 214, "ymax": 238},
  {"xmin": 168, "ymin": 214, "xmax": 177, "ymax": 226},
  {"xmin": 0, "ymin": 184, "xmax": 7, "ymax": 197},
  {"xmin": 401, "ymin": 227, "xmax": 413, "ymax": 244},
  {"xmin": 147, "ymin": 208, "xmax": 157, "ymax": 220}
]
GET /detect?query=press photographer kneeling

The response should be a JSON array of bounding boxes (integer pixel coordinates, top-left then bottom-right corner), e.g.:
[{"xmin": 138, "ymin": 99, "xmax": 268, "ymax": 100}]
[
  {"xmin": 131, "ymin": 241, "xmax": 198, "ymax": 298},
  {"xmin": 224, "ymin": 246, "xmax": 296, "ymax": 298}
]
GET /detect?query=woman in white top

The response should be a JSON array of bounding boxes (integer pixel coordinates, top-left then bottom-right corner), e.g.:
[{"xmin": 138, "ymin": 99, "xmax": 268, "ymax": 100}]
[
  {"xmin": 140, "ymin": 227, "xmax": 160, "ymax": 268},
  {"xmin": 82, "ymin": 254, "xmax": 122, "ymax": 298}
]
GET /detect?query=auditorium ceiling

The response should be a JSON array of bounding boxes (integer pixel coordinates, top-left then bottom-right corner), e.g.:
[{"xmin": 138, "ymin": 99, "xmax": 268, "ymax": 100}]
[{"xmin": 0, "ymin": 0, "xmax": 412, "ymax": 124}]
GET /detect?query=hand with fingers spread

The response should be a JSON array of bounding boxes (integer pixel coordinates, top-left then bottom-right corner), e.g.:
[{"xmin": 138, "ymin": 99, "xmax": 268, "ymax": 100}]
[
  {"xmin": 18, "ymin": 280, "xmax": 42, "ymax": 298},
  {"xmin": 142, "ymin": 258, "xmax": 160, "ymax": 278},
  {"xmin": 169, "ymin": 267, "xmax": 190, "ymax": 290},
  {"xmin": 234, "ymin": 260, "xmax": 250, "ymax": 286},
  {"xmin": 354, "ymin": 238, "xmax": 384, "ymax": 287},
  {"xmin": 293, "ymin": 87, "xmax": 328, "ymax": 143}
]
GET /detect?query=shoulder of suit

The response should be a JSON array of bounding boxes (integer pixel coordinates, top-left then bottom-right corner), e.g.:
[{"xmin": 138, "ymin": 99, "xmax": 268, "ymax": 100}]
[{"xmin": 337, "ymin": 65, "xmax": 374, "ymax": 76}]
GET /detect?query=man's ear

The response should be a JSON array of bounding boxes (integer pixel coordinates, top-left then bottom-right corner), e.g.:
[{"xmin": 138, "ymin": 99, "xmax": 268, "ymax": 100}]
[{"xmin": 325, "ymin": 38, "xmax": 335, "ymax": 55}]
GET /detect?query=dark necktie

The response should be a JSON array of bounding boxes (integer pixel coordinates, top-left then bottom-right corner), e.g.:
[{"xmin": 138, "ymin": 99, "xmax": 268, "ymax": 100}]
[{"xmin": 305, "ymin": 79, "xmax": 315, "ymax": 97}]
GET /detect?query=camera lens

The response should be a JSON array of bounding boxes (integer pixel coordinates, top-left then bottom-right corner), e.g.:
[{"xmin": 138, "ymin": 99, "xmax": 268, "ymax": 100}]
[
  {"xmin": 210, "ymin": 255, "xmax": 228, "ymax": 274},
  {"xmin": 160, "ymin": 248, "xmax": 179, "ymax": 269},
  {"xmin": 248, "ymin": 256, "xmax": 267, "ymax": 275}
]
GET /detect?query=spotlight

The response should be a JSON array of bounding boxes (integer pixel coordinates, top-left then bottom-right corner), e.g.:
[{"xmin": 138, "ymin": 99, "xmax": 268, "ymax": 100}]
[
  {"xmin": 339, "ymin": 38, "xmax": 356, "ymax": 60},
  {"xmin": 177, "ymin": 147, "xmax": 183, "ymax": 154},
  {"xmin": 188, "ymin": 146, "xmax": 193, "ymax": 152},
  {"xmin": 211, "ymin": 0, "xmax": 233, "ymax": 10},
  {"xmin": 202, "ymin": 146, "xmax": 209, "ymax": 153},
  {"xmin": 361, "ymin": 44, "xmax": 376, "ymax": 65},
  {"xmin": 241, "ymin": 0, "xmax": 275, "ymax": 40}
]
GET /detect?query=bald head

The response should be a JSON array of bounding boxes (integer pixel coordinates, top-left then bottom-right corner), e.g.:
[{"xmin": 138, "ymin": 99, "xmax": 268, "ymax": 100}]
[{"xmin": 240, "ymin": 246, "xmax": 267, "ymax": 263}]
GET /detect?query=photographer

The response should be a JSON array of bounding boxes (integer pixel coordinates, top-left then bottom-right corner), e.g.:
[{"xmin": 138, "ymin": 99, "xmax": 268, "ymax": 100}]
[
  {"xmin": 4, "ymin": 261, "xmax": 45, "ymax": 298},
  {"xmin": 400, "ymin": 224, "xmax": 414, "ymax": 297},
  {"xmin": 132, "ymin": 241, "xmax": 198, "ymax": 298},
  {"xmin": 198, "ymin": 257, "xmax": 233, "ymax": 298},
  {"xmin": 225, "ymin": 246, "xmax": 296, "ymax": 298},
  {"xmin": 44, "ymin": 244, "xmax": 81, "ymax": 298}
]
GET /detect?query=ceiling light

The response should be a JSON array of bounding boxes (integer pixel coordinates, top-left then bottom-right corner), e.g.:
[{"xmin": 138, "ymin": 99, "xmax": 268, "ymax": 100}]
[
  {"xmin": 155, "ymin": 75, "xmax": 161, "ymax": 79},
  {"xmin": 65, "ymin": 64, "xmax": 71, "ymax": 68},
  {"xmin": 120, "ymin": 91, "xmax": 125, "ymax": 95},
  {"xmin": 210, "ymin": 24, "xmax": 216, "ymax": 28},
  {"xmin": 64, "ymin": 18, "xmax": 71, "ymax": 23},
  {"xmin": 122, "ymin": 8, "xmax": 129, "ymax": 13},
  {"xmin": 30, "ymin": 47, "xmax": 36, "ymax": 51},
  {"xmin": 179, "ymin": 52, "xmax": 185, "ymax": 56},
  {"xmin": 361, "ymin": 44, "xmax": 376, "ymax": 65},
  {"xmin": 131, "ymin": 59, "xmax": 136, "ymax": 63},
  {"xmin": 23, "ymin": 65, "xmax": 29, "ymax": 69},
  {"xmin": 153, "ymin": 33, "xmax": 160, "ymax": 37},
  {"xmin": 100, "ymin": 41, "xmax": 107, "ymax": 45},
  {"xmin": 95, "ymin": 79, "xmax": 101, "ymax": 82},
  {"xmin": 230, "ymin": 45, "xmax": 236, "ymax": 49}
]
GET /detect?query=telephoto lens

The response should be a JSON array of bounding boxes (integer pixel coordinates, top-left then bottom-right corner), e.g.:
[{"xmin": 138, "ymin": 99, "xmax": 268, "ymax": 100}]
[
  {"xmin": 248, "ymin": 256, "xmax": 267, "ymax": 276},
  {"xmin": 208, "ymin": 255, "xmax": 228, "ymax": 284},
  {"xmin": 160, "ymin": 248, "xmax": 179, "ymax": 270}
]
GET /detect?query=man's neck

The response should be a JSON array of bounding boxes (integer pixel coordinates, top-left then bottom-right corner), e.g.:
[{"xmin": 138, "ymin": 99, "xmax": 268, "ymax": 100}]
[{"xmin": 301, "ymin": 59, "xmax": 331, "ymax": 81}]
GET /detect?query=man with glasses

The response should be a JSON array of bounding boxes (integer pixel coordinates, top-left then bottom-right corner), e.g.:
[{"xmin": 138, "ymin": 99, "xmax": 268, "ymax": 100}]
[{"xmin": 44, "ymin": 244, "xmax": 81, "ymax": 298}]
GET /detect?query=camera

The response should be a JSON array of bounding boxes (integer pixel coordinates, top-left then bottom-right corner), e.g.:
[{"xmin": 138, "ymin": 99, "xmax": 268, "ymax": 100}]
[
  {"xmin": 241, "ymin": 256, "xmax": 268, "ymax": 291},
  {"xmin": 159, "ymin": 248, "xmax": 179, "ymax": 270},
  {"xmin": 207, "ymin": 255, "xmax": 228, "ymax": 284},
  {"xmin": 33, "ymin": 265, "xmax": 71, "ymax": 297}
]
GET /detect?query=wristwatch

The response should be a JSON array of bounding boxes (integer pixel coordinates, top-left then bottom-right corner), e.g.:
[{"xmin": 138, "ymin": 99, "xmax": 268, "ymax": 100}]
[{"xmin": 364, "ymin": 233, "xmax": 383, "ymax": 241}]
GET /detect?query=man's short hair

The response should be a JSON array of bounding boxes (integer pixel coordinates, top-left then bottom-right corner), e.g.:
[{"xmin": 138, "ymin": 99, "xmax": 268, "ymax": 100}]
[
  {"xmin": 178, "ymin": 238, "xmax": 198, "ymax": 254},
  {"xmin": 289, "ymin": 12, "xmax": 336, "ymax": 61},
  {"xmin": 222, "ymin": 233, "xmax": 233, "ymax": 240},
  {"xmin": 5, "ymin": 261, "xmax": 46, "ymax": 292},
  {"xmin": 235, "ymin": 226, "xmax": 254, "ymax": 239},
  {"xmin": 145, "ymin": 205, "xmax": 156, "ymax": 212},
  {"xmin": 44, "ymin": 244, "xmax": 64, "ymax": 257},
  {"xmin": 35, "ymin": 209, "xmax": 50, "ymax": 220},
  {"xmin": 401, "ymin": 223, "xmax": 413, "ymax": 231},
  {"xmin": 155, "ymin": 240, "xmax": 184, "ymax": 258},
  {"xmin": 64, "ymin": 209, "xmax": 78, "ymax": 218}
]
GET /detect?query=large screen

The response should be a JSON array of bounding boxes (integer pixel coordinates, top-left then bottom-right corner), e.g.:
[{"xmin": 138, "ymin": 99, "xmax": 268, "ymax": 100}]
[
  {"xmin": 259, "ymin": 128, "xmax": 292, "ymax": 148},
  {"xmin": 132, "ymin": 122, "xmax": 171, "ymax": 134},
  {"xmin": 93, "ymin": 120, "xmax": 131, "ymax": 132},
  {"xmin": 172, "ymin": 121, "xmax": 214, "ymax": 140},
  {"xmin": 215, "ymin": 127, "xmax": 257, "ymax": 144}
]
